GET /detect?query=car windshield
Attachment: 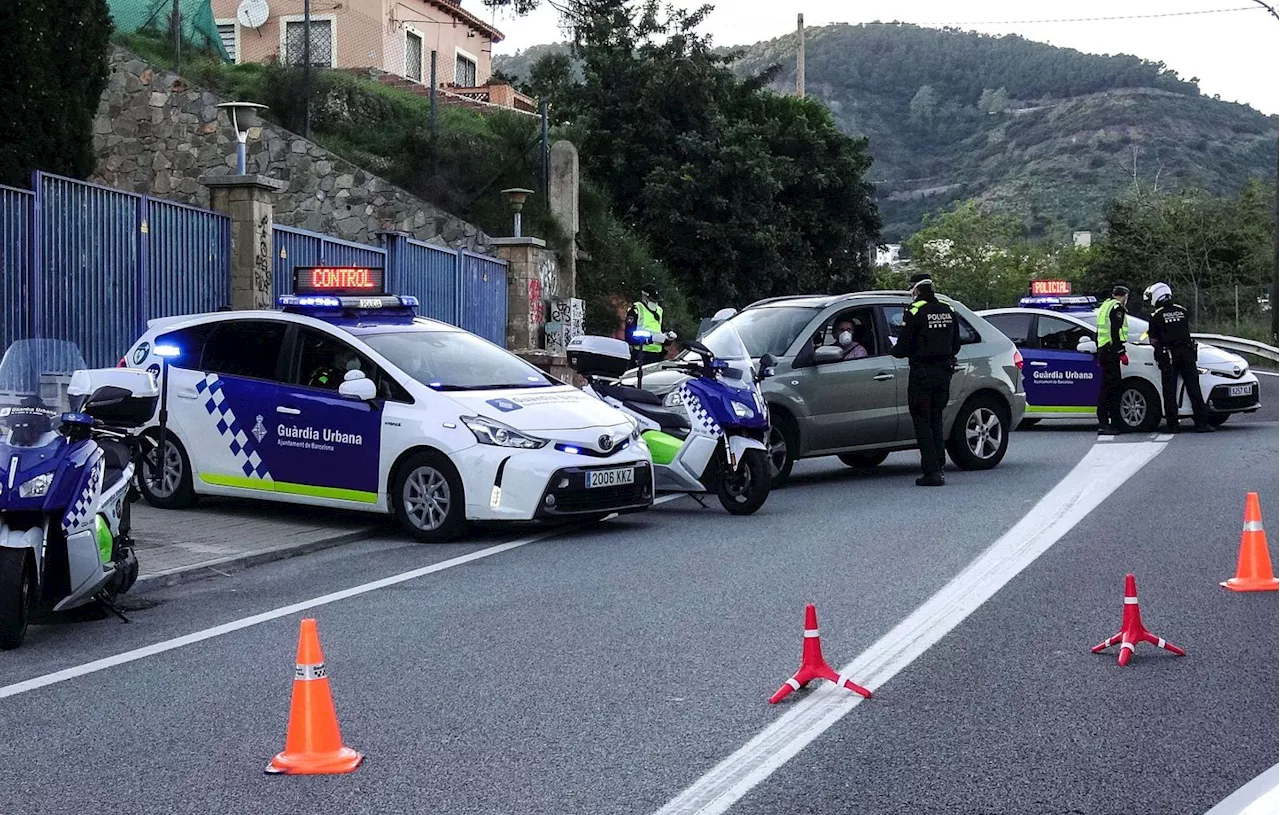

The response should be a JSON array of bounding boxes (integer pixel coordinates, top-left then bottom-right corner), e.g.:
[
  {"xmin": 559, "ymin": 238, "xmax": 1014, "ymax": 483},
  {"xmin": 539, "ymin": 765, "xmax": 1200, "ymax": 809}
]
[
  {"xmin": 362, "ymin": 330, "xmax": 555, "ymax": 391},
  {"xmin": 0, "ymin": 339, "xmax": 88, "ymax": 448},
  {"xmin": 698, "ymin": 306, "xmax": 820, "ymax": 359}
]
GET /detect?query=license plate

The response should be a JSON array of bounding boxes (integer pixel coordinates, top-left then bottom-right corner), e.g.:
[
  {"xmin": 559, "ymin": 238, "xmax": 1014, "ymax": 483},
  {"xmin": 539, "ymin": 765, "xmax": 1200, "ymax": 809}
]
[
  {"xmin": 1229, "ymin": 384, "xmax": 1252, "ymax": 397},
  {"xmin": 586, "ymin": 468, "xmax": 634, "ymax": 488}
]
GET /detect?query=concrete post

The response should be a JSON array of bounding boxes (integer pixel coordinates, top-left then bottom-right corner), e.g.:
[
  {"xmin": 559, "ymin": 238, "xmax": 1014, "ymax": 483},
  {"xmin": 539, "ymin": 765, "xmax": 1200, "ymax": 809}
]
[
  {"xmin": 492, "ymin": 236, "xmax": 573, "ymax": 382},
  {"xmin": 201, "ymin": 174, "xmax": 288, "ymax": 310},
  {"xmin": 548, "ymin": 140, "xmax": 580, "ymax": 298}
]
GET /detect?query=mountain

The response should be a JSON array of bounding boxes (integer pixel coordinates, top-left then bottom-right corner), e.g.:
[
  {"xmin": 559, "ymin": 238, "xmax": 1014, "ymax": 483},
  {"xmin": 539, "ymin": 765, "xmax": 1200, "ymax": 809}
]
[{"xmin": 496, "ymin": 23, "xmax": 1278, "ymax": 242}]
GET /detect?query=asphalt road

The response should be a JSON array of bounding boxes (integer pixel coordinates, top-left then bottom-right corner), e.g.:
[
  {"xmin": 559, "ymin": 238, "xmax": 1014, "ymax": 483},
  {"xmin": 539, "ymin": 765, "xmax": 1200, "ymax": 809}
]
[{"xmin": 0, "ymin": 377, "xmax": 1274, "ymax": 815}]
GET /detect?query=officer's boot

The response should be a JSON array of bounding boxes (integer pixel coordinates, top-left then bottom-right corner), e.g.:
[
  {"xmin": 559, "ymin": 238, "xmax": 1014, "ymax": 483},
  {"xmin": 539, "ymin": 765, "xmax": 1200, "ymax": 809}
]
[
  {"xmin": 1165, "ymin": 419, "xmax": 1180, "ymax": 434},
  {"xmin": 1194, "ymin": 420, "xmax": 1215, "ymax": 433}
]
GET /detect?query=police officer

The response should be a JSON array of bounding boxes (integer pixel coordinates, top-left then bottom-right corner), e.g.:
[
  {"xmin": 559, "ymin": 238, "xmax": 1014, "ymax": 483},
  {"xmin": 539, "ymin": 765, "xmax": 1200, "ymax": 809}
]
[
  {"xmin": 1144, "ymin": 281, "xmax": 1214, "ymax": 433},
  {"xmin": 1095, "ymin": 285, "xmax": 1131, "ymax": 435},
  {"xmin": 892, "ymin": 273, "xmax": 961, "ymax": 487},
  {"xmin": 625, "ymin": 283, "xmax": 675, "ymax": 365}
]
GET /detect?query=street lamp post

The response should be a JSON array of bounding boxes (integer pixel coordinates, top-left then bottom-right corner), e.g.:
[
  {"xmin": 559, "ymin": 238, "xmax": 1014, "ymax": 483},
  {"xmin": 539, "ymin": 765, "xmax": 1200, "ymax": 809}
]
[
  {"xmin": 215, "ymin": 102, "xmax": 269, "ymax": 174},
  {"xmin": 1249, "ymin": 0, "xmax": 1280, "ymax": 340}
]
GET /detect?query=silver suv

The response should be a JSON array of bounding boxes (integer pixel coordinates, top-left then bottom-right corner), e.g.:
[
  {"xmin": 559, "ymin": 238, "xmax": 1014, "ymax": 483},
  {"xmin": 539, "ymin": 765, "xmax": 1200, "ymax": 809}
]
[{"xmin": 634, "ymin": 292, "xmax": 1027, "ymax": 486}]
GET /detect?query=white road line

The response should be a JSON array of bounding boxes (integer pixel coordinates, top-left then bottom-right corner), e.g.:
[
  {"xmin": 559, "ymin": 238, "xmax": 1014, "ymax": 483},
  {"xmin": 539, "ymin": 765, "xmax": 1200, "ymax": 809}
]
[
  {"xmin": 653, "ymin": 440, "xmax": 1167, "ymax": 815},
  {"xmin": 1252, "ymin": 370, "xmax": 1278, "ymax": 378},
  {"xmin": 1155, "ymin": 433, "xmax": 1175, "ymax": 442},
  {"xmin": 1204, "ymin": 763, "xmax": 1279, "ymax": 815},
  {"xmin": 0, "ymin": 495, "xmax": 684, "ymax": 702}
]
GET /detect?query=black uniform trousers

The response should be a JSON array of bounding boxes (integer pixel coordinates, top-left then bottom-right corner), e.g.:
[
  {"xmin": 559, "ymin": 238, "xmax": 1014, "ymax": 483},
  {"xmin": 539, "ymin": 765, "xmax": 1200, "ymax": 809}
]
[
  {"xmin": 1097, "ymin": 346, "xmax": 1123, "ymax": 428},
  {"xmin": 907, "ymin": 360, "xmax": 952, "ymax": 476},
  {"xmin": 1161, "ymin": 345, "xmax": 1209, "ymax": 425}
]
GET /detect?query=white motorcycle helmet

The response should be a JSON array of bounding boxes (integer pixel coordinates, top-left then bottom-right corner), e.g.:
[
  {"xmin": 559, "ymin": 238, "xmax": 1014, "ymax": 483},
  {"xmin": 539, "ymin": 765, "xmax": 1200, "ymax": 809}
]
[{"xmin": 1144, "ymin": 282, "xmax": 1173, "ymax": 308}]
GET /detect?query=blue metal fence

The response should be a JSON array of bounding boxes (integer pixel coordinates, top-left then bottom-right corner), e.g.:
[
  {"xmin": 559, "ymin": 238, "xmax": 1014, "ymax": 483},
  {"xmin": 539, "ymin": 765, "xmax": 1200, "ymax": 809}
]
[
  {"xmin": 0, "ymin": 185, "xmax": 33, "ymax": 354},
  {"xmin": 1, "ymin": 172, "xmax": 512, "ymax": 368}
]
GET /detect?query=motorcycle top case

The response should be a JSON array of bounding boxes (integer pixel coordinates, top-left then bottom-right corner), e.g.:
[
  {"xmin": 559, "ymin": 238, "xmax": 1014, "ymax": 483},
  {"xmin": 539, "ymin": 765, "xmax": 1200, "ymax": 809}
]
[
  {"xmin": 567, "ymin": 336, "xmax": 633, "ymax": 378},
  {"xmin": 68, "ymin": 368, "xmax": 159, "ymax": 428}
]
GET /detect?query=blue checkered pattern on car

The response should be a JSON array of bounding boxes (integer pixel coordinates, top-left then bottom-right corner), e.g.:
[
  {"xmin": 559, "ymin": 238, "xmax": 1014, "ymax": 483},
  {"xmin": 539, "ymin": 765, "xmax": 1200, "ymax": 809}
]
[
  {"xmin": 62, "ymin": 458, "xmax": 103, "ymax": 533},
  {"xmin": 196, "ymin": 375, "xmax": 271, "ymax": 479}
]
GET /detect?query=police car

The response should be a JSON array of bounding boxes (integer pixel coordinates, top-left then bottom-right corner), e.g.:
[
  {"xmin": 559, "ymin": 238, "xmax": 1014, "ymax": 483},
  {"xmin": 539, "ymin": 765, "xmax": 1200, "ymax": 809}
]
[
  {"xmin": 979, "ymin": 293, "xmax": 1261, "ymax": 431},
  {"xmin": 121, "ymin": 266, "xmax": 654, "ymax": 542}
]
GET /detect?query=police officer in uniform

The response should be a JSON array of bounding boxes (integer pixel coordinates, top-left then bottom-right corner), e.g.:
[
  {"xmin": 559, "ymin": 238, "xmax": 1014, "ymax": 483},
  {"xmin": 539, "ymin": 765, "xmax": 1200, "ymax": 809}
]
[
  {"xmin": 1144, "ymin": 281, "xmax": 1214, "ymax": 433},
  {"xmin": 892, "ymin": 274, "xmax": 961, "ymax": 487},
  {"xmin": 1095, "ymin": 285, "xmax": 1131, "ymax": 434},
  {"xmin": 625, "ymin": 283, "xmax": 675, "ymax": 365}
]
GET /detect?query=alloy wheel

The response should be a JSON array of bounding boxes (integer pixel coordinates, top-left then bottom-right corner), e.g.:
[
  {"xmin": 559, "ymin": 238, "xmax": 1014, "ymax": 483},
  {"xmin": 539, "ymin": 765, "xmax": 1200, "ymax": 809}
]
[
  {"xmin": 965, "ymin": 408, "xmax": 1003, "ymax": 460},
  {"xmin": 403, "ymin": 466, "xmax": 452, "ymax": 532}
]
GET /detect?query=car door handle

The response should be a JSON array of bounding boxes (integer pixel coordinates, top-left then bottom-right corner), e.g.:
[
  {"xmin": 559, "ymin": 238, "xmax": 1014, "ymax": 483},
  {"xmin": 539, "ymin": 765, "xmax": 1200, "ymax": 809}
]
[
  {"xmin": 1030, "ymin": 361, "xmax": 1049, "ymax": 367},
  {"xmin": 276, "ymin": 406, "xmax": 301, "ymax": 415},
  {"xmin": 873, "ymin": 372, "xmax": 895, "ymax": 381},
  {"xmin": 176, "ymin": 389, "xmax": 199, "ymax": 400}
]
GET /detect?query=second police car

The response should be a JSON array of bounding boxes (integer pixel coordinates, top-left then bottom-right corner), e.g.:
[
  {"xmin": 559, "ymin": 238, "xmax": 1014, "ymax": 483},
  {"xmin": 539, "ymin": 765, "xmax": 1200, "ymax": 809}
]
[
  {"xmin": 979, "ymin": 286, "xmax": 1262, "ymax": 431},
  {"xmin": 121, "ymin": 266, "xmax": 654, "ymax": 541}
]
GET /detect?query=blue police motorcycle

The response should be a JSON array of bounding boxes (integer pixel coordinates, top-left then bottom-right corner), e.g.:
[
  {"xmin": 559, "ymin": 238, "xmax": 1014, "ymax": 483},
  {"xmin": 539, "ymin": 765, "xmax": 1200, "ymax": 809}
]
[
  {"xmin": 0, "ymin": 340, "xmax": 158, "ymax": 649},
  {"xmin": 569, "ymin": 324, "xmax": 775, "ymax": 515}
]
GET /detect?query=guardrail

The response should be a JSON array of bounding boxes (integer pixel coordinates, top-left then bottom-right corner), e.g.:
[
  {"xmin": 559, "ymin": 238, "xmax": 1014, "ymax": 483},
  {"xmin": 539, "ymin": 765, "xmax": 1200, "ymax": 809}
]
[{"xmin": 1193, "ymin": 334, "xmax": 1280, "ymax": 363}]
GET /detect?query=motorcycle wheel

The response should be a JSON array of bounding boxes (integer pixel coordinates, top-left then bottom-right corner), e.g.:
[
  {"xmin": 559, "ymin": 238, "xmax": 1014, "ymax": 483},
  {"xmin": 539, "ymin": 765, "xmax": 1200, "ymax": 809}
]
[
  {"xmin": 716, "ymin": 448, "xmax": 771, "ymax": 516},
  {"xmin": 0, "ymin": 549, "xmax": 33, "ymax": 650}
]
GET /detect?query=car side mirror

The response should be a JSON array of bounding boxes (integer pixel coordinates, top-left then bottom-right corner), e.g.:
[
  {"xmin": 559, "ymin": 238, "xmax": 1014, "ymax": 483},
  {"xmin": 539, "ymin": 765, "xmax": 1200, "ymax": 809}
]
[
  {"xmin": 813, "ymin": 346, "xmax": 844, "ymax": 365},
  {"xmin": 339, "ymin": 369, "xmax": 377, "ymax": 401},
  {"xmin": 757, "ymin": 354, "xmax": 777, "ymax": 381},
  {"xmin": 1077, "ymin": 338, "xmax": 1098, "ymax": 354}
]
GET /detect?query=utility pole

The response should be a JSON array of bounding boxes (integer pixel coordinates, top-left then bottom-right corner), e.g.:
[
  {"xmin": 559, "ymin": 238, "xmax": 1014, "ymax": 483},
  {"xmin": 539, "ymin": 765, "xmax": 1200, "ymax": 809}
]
[
  {"xmin": 303, "ymin": 0, "xmax": 313, "ymax": 138},
  {"xmin": 172, "ymin": 0, "xmax": 182, "ymax": 75},
  {"xmin": 796, "ymin": 13, "xmax": 805, "ymax": 98}
]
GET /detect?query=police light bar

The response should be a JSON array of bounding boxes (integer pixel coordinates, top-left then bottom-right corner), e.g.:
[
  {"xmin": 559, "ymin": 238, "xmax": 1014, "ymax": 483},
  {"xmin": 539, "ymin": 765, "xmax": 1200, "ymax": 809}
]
[
  {"xmin": 1030, "ymin": 279, "xmax": 1072, "ymax": 295},
  {"xmin": 293, "ymin": 266, "xmax": 386, "ymax": 296},
  {"xmin": 1019, "ymin": 294, "xmax": 1098, "ymax": 312},
  {"xmin": 277, "ymin": 294, "xmax": 420, "ymax": 311}
]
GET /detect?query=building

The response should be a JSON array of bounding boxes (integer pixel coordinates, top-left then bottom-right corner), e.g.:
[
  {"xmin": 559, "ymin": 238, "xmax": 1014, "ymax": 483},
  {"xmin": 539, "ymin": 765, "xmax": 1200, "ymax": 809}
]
[{"xmin": 213, "ymin": 0, "xmax": 534, "ymax": 112}]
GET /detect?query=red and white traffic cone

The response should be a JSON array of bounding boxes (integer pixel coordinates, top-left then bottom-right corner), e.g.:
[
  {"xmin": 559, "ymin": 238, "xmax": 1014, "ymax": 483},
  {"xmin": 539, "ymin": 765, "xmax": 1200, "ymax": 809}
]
[
  {"xmin": 769, "ymin": 604, "xmax": 871, "ymax": 704},
  {"xmin": 1091, "ymin": 573, "xmax": 1185, "ymax": 667}
]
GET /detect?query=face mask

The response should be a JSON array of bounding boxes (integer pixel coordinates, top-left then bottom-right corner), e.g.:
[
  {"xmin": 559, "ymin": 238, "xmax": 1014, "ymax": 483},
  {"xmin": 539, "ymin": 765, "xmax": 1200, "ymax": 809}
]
[{"xmin": 838, "ymin": 331, "xmax": 853, "ymax": 346}]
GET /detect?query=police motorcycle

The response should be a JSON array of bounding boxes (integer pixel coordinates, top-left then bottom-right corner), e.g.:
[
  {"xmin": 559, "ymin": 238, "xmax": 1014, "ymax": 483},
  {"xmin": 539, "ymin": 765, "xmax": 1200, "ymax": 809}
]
[
  {"xmin": 567, "ymin": 324, "xmax": 775, "ymax": 515},
  {"xmin": 0, "ymin": 339, "xmax": 158, "ymax": 649}
]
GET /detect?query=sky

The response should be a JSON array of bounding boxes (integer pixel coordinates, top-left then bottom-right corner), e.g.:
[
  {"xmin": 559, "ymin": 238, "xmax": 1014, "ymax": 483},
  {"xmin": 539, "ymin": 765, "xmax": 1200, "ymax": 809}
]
[{"xmin": 484, "ymin": 0, "xmax": 1280, "ymax": 115}]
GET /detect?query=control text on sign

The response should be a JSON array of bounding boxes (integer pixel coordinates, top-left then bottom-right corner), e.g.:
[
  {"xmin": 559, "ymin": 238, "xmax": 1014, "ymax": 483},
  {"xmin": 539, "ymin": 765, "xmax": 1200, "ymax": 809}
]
[{"xmin": 293, "ymin": 266, "xmax": 387, "ymax": 296}]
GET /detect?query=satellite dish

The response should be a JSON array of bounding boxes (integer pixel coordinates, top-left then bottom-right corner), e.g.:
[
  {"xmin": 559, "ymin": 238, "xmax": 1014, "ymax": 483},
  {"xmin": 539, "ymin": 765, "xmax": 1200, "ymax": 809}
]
[{"xmin": 236, "ymin": 0, "xmax": 269, "ymax": 29}]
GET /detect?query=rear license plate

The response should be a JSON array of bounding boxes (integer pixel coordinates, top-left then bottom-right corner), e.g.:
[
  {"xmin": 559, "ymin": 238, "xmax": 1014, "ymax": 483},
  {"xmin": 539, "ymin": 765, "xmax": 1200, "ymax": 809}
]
[
  {"xmin": 586, "ymin": 468, "xmax": 634, "ymax": 488},
  {"xmin": 1229, "ymin": 384, "xmax": 1252, "ymax": 397}
]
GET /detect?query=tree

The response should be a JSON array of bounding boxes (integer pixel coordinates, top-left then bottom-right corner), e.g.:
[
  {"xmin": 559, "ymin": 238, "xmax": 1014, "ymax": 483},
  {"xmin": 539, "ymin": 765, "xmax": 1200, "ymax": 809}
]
[
  {"xmin": 0, "ymin": 0, "xmax": 113, "ymax": 186},
  {"xmin": 909, "ymin": 84, "xmax": 937, "ymax": 124},
  {"xmin": 531, "ymin": 0, "xmax": 880, "ymax": 313},
  {"xmin": 978, "ymin": 87, "xmax": 1009, "ymax": 115}
]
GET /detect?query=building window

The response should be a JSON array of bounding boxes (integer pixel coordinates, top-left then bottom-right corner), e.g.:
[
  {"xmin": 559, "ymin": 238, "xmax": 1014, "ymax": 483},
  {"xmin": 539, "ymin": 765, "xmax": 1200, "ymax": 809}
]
[
  {"xmin": 216, "ymin": 22, "xmax": 237, "ymax": 62},
  {"xmin": 284, "ymin": 19, "xmax": 334, "ymax": 68},
  {"xmin": 455, "ymin": 53, "xmax": 477, "ymax": 87},
  {"xmin": 405, "ymin": 30, "xmax": 423, "ymax": 82}
]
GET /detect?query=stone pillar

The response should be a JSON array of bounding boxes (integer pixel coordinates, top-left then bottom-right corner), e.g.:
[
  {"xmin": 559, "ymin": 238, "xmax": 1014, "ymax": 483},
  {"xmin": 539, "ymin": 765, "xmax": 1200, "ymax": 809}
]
[
  {"xmin": 201, "ymin": 174, "xmax": 289, "ymax": 310},
  {"xmin": 492, "ymin": 236, "xmax": 573, "ymax": 382},
  {"xmin": 548, "ymin": 140, "xmax": 580, "ymax": 298}
]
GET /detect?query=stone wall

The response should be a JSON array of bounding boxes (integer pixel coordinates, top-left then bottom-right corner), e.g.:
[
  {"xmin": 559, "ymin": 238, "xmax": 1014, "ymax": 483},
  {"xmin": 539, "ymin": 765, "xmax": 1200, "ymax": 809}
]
[{"xmin": 91, "ymin": 47, "xmax": 491, "ymax": 253}]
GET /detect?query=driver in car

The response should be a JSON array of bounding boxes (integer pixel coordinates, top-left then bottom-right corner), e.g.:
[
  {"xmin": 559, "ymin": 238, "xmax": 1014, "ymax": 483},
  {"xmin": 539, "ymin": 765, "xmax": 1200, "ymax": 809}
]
[{"xmin": 830, "ymin": 317, "xmax": 869, "ymax": 360}]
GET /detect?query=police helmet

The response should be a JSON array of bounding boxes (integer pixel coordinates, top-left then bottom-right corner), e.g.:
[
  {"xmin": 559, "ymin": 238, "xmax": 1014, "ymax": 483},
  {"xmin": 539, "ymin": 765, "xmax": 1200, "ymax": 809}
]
[
  {"xmin": 641, "ymin": 283, "xmax": 659, "ymax": 300},
  {"xmin": 1143, "ymin": 282, "xmax": 1172, "ymax": 307}
]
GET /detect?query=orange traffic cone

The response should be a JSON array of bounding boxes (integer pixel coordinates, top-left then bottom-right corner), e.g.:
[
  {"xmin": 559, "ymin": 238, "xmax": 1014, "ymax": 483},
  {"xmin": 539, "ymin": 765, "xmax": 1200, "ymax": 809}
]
[
  {"xmin": 265, "ymin": 618, "xmax": 364, "ymax": 775},
  {"xmin": 1220, "ymin": 493, "xmax": 1279, "ymax": 592}
]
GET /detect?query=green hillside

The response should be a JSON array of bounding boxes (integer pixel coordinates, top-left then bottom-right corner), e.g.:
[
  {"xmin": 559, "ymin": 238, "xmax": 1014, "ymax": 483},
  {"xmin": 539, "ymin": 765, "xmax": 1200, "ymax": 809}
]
[{"xmin": 497, "ymin": 23, "xmax": 1278, "ymax": 241}]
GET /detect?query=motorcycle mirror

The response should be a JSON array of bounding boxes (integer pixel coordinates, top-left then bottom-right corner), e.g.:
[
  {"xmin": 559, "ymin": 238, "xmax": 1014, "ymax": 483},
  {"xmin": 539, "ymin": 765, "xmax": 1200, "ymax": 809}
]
[{"xmin": 711, "ymin": 307, "xmax": 737, "ymax": 321}]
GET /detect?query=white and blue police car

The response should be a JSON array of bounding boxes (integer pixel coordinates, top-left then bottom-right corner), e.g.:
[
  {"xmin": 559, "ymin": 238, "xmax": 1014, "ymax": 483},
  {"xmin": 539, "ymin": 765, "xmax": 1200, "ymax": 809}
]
[
  {"xmin": 121, "ymin": 267, "xmax": 653, "ymax": 541},
  {"xmin": 980, "ymin": 294, "xmax": 1261, "ymax": 431}
]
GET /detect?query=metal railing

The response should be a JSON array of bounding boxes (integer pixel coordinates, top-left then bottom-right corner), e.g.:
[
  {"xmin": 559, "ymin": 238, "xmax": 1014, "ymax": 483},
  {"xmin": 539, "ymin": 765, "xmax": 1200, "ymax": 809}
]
[{"xmin": 1193, "ymin": 334, "xmax": 1280, "ymax": 363}]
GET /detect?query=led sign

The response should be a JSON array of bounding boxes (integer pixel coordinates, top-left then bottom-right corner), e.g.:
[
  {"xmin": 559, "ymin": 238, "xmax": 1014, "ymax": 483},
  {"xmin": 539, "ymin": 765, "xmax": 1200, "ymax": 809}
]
[
  {"xmin": 293, "ymin": 266, "xmax": 386, "ymax": 296},
  {"xmin": 1030, "ymin": 279, "xmax": 1072, "ymax": 296}
]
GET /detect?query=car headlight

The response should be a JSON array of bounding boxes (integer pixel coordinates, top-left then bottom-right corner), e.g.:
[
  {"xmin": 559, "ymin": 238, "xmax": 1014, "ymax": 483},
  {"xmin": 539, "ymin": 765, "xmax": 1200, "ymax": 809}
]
[
  {"xmin": 18, "ymin": 472, "xmax": 54, "ymax": 498},
  {"xmin": 461, "ymin": 416, "xmax": 547, "ymax": 449},
  {"xmin": 663, "ymin": 390, "xmax": 683, "ymax": 408},
  {"xmin": 1197, "ymin": 367, "xmax": 1210, "ymax": 375},
  {"xmin": 732, "ymin": 401, "xmax": 755, "ymax": 419}
]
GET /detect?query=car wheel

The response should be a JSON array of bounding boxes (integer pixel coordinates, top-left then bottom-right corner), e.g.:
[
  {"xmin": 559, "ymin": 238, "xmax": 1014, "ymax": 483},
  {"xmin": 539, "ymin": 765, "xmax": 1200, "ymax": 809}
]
[
  {"xmin": 1206, "ymin": 413, "xmax": 1229, "ymax": 427},
  {"xmin": 1017, "ymin": 418, "xmax": 1041, "ymax": 429},
  {"xmin": 137, "ymin": 432, "xmax": 197, "ymax": 509},
  {"xmin": 391, "ymin": 451, "xmax": 467, "ymax": 543},
  {"xmin": 837, "ymin": 451, "xmax": 889, "ymax": 469},
  {"xmin": 767, "ymin": 414, "xmax": 797, "ymax": 488},
  {"xmin": 0, "ymin": 549, "xmax": 33, "ymax": 651},
  {"xmin": 946, "ymin": 394, "xmax": 1011, "ymax": 471},
  {"xmin": 1118, "ymin": 380, "xmax": 1162, "ymax": 432}
]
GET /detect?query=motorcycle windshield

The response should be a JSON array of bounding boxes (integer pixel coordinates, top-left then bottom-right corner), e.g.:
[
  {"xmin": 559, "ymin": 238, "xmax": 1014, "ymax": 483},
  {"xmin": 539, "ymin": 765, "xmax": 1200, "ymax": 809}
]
[
  {"xmin": 0, "ymin": 339, "xmax": 88, "ymax": 448},
  {"xmin": 700, "ymin": 323, "xmax": 755, "ymax": 389}
]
